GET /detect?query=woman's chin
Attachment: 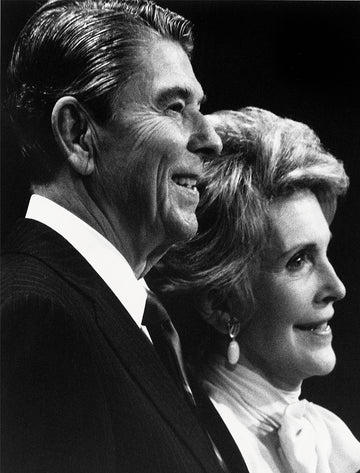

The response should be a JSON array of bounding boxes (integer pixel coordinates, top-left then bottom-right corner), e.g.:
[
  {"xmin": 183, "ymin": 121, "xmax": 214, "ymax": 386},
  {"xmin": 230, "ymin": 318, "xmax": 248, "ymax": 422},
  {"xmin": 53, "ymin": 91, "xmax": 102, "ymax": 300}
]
[{"xmin": 309, "ymin": 350, "xmax": 336, "ymax": 378}]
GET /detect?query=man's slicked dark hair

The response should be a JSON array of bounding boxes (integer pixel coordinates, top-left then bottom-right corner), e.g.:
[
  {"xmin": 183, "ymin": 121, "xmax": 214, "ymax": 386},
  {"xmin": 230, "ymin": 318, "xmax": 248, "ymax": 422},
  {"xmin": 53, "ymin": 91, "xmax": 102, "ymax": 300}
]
[{"xmin": 7, "ymin": 0, "xmax": 194, "ymax": 183}]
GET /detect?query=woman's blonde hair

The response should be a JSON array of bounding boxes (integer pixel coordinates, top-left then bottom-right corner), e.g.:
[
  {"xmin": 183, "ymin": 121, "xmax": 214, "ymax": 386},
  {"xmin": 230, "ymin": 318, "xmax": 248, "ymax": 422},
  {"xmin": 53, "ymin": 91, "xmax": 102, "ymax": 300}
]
[{"xmin": 154, "ymin": 107, "xmax": 349, "ymax": 325}]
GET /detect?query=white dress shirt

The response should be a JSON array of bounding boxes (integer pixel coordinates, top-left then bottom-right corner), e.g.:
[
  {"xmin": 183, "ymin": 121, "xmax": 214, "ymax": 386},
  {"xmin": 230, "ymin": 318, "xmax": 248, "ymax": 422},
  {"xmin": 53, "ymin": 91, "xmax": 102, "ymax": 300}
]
[{"xmin": 26, "ymin": 194, "xmax": 149, "ymax": 336}]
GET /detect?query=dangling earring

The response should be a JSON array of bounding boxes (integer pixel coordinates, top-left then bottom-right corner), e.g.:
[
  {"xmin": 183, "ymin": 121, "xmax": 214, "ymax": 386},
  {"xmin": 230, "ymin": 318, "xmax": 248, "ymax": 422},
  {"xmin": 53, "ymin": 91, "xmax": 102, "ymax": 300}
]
[{"xmin": 227, "ymin": 317, "xmax": 240, "ymax": 366}]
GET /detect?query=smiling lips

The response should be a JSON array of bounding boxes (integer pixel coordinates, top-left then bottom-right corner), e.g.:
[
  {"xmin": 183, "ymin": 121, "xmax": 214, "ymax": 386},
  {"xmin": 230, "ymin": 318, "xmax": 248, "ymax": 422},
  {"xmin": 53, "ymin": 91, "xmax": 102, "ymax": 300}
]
[
  {"xmin": 295, "ymin": 320, "xmax": 332, "ymax": 335},
  {"xmin": 173, "ymin": 175, "xmax": 198, "ymax": 192}
]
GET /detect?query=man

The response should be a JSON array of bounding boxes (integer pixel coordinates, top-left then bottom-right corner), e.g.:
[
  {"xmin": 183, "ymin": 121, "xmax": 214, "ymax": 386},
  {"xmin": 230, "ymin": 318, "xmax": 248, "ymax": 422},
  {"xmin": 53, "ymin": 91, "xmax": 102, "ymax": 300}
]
[{"xmin": 1, "ymin": 1, "xmax": 225, "ymax": 472}]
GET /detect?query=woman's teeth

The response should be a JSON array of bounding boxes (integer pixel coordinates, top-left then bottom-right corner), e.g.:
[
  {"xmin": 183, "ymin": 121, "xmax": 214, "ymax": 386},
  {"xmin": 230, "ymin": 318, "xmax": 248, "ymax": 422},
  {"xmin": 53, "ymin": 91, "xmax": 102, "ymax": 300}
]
[{"xmin": 295, "ymin": 322, "xmax": 331, "ymax": 333}]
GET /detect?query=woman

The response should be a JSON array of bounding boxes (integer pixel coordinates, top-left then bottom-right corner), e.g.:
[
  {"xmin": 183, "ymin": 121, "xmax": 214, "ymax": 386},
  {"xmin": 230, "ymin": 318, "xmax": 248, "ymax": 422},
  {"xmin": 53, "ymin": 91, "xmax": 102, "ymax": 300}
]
[{"xmin": 150, "ymin": 107, "xmax": 360, "ymax": 473}]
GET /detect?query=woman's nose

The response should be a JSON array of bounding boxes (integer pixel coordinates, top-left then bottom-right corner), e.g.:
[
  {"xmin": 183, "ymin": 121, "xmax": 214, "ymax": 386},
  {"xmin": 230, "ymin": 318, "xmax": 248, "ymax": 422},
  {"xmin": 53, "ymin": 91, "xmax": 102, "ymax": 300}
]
[
  {"xmin": 187, "ymin": 113, "xmax": 223, "ymax": 160},
  {"xmin": 317, "ymin": 260, "xmax": 346, "ymax": 304}
]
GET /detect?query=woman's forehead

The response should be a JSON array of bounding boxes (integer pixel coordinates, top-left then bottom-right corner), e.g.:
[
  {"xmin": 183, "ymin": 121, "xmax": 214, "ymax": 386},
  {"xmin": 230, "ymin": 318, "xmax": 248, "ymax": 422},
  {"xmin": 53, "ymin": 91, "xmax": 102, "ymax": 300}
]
[{"xmin": 267, "ymin": 191, "xmax": 330, "ymax": 252}]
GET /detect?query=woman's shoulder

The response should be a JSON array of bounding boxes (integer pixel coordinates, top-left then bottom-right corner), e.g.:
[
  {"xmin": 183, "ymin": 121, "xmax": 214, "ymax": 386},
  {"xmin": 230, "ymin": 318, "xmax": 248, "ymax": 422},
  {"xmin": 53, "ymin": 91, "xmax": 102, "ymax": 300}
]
[
  {"xmin": 308, "ymin": 401, "xmax": 357, "ymax": 435},
  {"xmin": 306, "ymin": 401, "xmax": 360, "ymax": 471}
]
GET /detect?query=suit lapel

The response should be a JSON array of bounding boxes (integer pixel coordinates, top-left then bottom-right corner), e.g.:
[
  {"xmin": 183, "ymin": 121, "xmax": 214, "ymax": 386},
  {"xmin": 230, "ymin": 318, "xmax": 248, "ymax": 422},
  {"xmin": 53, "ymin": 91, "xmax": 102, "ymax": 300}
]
[
  {"xmin": 93, "ymin": 289, "xmax": 219, "ymax": 469},
  {"xmin": 4, "ymin": 219, "xmax": 223, "ymax": 473}
]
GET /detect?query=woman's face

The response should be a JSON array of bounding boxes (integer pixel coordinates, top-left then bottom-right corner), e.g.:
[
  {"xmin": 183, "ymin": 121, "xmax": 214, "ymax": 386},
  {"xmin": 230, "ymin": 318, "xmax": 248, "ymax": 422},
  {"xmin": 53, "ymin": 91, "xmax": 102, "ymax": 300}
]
[{"xmin": 240, "ymin": 190, "xmax": 346, "ymax": 390}]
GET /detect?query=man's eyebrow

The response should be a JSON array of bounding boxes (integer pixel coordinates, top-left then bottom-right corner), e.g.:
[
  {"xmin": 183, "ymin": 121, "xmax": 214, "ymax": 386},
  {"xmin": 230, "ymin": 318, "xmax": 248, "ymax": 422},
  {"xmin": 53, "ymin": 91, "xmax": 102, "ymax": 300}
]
[{"xmin": 156, "ymin": 86, "xmax": 206, "ymax": 107}]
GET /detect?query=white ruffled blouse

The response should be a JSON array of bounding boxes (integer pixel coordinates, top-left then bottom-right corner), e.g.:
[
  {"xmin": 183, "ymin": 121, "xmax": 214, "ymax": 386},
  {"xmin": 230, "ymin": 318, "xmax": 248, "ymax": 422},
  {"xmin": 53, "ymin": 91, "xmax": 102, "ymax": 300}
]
[{"xmin": 201, "ymin": 354, "xmax": 360, "ymax": 473}]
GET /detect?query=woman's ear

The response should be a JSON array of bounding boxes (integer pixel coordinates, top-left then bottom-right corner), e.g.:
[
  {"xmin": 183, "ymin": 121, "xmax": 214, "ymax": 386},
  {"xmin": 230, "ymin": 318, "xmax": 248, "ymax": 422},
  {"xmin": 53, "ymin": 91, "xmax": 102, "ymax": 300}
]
[
  {"xmin": 227, "ymin": 286, "xmax": 253, "ymax": 330},
  {"xmin": 226, "ymin": 288, "xmax": 240, "ymax": 318},
  {"xmin": 51, "ymin": 96, "xmax": 95, "ymax": 176},
  {"xmin": 200, "ymin": 293, "xmax": 231, "ymax": 334}
]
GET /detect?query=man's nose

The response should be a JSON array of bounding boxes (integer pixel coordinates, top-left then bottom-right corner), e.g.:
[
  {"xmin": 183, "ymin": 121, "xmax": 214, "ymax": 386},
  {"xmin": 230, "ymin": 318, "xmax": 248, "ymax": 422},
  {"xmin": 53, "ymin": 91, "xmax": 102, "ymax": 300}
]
[
  {"xmin": 316, "ymin": 260, "xmax": 346, "ymax": 305},
  {"xmin": 187, "ymin": 113, "xmax": 223, "ymax": 160}
]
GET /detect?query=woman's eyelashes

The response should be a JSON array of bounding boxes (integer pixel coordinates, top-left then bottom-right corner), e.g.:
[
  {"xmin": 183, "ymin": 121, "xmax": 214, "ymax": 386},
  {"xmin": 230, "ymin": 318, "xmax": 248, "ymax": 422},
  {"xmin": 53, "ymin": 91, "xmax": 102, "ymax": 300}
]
[
  {"xmin": 285, "ymin": 244, "xmax": 331, "ymax": 275},
  {"xmin": 286, "ymin": 248, "xmax": 313, "ymax": 273}
]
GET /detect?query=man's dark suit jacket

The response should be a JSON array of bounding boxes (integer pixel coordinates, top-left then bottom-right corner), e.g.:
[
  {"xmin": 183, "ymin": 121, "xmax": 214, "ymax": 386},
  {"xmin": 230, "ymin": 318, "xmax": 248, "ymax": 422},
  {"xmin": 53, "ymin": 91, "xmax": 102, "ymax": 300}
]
[{"xmin": 1, "ymin": 218, "xmax": 225, "ymax": 473}]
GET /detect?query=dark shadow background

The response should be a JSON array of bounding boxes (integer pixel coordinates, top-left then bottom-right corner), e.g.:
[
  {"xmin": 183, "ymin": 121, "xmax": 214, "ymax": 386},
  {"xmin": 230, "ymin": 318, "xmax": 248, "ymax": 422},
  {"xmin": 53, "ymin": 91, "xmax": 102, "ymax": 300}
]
[{"xmin": 2, "ymin": 0, "xmax": 360, "ymax": 439}]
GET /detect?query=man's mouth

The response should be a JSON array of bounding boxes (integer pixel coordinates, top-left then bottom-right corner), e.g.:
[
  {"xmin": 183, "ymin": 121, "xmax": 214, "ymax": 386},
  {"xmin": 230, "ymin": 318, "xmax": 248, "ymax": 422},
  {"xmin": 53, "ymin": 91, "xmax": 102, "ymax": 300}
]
[
  {"xmin": 294, "ymin": 321, "xmax": 331, "ymax": 334},
  {"xmin": 172, "ymin": 175, "xmax": 198, "ymax": 191}
]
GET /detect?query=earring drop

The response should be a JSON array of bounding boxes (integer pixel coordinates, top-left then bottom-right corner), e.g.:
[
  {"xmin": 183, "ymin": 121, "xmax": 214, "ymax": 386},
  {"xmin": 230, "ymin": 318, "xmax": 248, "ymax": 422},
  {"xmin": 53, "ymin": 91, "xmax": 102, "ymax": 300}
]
[{"xmin": 227, "ymin": 318, "xmax": 240, "ymax": 366}]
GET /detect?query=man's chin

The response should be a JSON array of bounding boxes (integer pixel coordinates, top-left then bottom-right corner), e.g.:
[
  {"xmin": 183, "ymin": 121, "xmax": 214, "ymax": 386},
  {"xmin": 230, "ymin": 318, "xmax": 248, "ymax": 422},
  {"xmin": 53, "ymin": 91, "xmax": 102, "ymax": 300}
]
[{"xmin": 164, "ymin": 213, "xmax": 198, "ymax": 244}]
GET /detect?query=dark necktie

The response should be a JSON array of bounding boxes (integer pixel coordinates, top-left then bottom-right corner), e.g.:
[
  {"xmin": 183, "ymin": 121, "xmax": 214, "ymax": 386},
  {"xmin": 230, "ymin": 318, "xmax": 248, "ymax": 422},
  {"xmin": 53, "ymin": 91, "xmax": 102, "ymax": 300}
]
[
  {"xmin": 142, "ymin": 291, "xmax": 195, "ymax": 403},
  {"xmin": 142, "ymin": 291, "xmax": 231, "ymax": 473}
]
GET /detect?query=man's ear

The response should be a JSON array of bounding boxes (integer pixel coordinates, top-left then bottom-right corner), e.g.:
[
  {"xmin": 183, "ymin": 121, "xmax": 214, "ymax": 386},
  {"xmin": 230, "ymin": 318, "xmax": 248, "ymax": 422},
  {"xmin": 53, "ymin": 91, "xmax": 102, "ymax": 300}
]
[{"xmin": 51, "ymin": 96, "xmax": 95, "ymax": 176}]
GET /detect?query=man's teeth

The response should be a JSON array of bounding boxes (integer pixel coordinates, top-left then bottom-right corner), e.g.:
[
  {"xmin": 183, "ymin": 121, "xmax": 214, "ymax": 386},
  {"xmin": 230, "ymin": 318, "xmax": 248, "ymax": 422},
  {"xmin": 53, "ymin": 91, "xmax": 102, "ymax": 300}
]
[{"xmin": 173, "ymin": 176, "xmax": 197, "ymax": 190}]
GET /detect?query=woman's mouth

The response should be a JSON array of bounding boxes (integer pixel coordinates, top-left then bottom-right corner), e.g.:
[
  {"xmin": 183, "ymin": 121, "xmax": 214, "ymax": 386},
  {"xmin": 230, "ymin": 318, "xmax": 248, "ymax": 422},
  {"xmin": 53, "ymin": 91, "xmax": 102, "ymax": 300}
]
[{"xmin": 294, "ymin": 321, "xmax": 332, "ymax": 335}]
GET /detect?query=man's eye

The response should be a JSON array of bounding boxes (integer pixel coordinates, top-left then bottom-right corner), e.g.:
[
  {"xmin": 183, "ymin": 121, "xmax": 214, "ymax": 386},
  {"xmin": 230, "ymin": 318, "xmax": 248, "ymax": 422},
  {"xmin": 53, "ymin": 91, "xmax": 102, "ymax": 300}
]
[
  {"xmin": 286, "ymin": 251, "xmax": 311, "ymax": 272},
  {"xmin": 167, "ymin": 101, "xmax": 185, "ymax": 113}
]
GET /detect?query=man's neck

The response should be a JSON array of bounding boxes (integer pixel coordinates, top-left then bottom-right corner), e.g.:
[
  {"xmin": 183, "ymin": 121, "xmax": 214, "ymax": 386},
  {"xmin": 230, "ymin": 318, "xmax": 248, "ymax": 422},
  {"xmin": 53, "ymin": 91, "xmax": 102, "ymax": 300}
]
[{"xmin": 32, "ymin": 183, "xmax": 164, "ymax": 279}]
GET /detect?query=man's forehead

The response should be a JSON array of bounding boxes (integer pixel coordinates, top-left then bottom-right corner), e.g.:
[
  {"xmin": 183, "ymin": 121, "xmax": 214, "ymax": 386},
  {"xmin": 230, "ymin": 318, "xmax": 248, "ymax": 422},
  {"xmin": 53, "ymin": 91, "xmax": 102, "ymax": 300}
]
[{"xmin": 144, "ymin": 39, "xmax": 204, "ymax": 102}]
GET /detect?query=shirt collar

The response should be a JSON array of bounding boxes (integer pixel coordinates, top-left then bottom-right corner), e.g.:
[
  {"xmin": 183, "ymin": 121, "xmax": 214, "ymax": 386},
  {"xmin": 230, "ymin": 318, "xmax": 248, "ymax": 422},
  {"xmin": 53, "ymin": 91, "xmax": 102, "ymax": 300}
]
[{"xmin": 25, "ymin": 194, "xmax": 148, "ymax": 328}]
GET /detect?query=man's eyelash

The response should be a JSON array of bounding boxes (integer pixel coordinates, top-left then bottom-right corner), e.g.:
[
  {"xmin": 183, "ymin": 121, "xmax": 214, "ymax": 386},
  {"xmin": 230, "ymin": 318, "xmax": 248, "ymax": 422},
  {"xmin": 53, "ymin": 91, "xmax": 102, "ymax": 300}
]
[{"xmin": 168, "ymin": 102, "xmax": 184, "ymax": 112}]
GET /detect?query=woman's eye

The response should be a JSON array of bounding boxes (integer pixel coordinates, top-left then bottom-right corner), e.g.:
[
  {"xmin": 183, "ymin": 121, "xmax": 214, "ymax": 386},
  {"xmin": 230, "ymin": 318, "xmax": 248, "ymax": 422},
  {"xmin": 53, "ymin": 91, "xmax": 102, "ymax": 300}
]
[{"xmin": 286, "ymin": 251, "xmax": 311, "ymax": 272}]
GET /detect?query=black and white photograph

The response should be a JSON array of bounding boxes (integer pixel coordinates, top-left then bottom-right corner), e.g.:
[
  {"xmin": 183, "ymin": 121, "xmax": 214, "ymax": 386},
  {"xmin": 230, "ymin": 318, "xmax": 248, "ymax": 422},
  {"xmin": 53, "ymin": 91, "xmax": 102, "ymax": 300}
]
[{"xmin": 1, "ymin": 1, "xmax": 360, "ymax": 472}]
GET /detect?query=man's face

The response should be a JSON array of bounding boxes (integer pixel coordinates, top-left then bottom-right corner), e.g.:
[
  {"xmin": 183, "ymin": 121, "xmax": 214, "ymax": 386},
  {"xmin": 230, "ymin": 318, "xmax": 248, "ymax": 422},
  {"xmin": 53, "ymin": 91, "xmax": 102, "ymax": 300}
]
[{"xmin": 91, "ymin": 39, "xmax": 222, "ymax": 256}]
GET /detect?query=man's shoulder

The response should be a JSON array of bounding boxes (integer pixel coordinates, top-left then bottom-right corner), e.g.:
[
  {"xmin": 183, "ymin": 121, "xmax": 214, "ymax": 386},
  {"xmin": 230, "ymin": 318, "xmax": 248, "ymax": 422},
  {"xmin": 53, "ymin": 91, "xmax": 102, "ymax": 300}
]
[
  {"xmin": 2, "ymin": 247, "xmax": 62, "ymax": 296},
  {"xmin": 1, "ymin": 217, "xmax": 128, "ymax": 320},
  {"xmin": 3, "ymin": 217, "xmax": 65, "ymax": 274},
  {"xmin": 2, "ymin": 218, "xmax": 60, "ymax": 262},
  {"xmin": 1, "ymin": 218, "xmax": 91, "ymax": 302}
]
